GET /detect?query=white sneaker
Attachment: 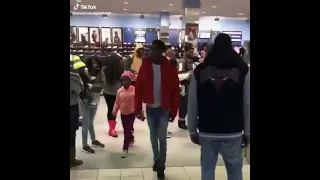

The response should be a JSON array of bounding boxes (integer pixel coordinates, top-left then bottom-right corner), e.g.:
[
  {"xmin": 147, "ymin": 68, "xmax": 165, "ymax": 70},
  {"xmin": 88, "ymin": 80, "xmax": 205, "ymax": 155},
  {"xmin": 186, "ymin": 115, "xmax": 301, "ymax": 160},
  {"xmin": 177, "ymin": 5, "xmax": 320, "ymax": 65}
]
[{"xmin": 121, "ymin": 150, "xmax": 128, "ymax": 158}]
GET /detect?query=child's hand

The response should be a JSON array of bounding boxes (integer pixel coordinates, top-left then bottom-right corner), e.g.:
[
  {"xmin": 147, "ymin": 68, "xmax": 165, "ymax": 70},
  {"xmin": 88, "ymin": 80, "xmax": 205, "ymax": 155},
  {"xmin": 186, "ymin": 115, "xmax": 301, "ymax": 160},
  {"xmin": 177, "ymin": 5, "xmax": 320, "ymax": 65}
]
[{"xmin": 112, "ymin": 111, "xmax": 117, "ymax": 117}]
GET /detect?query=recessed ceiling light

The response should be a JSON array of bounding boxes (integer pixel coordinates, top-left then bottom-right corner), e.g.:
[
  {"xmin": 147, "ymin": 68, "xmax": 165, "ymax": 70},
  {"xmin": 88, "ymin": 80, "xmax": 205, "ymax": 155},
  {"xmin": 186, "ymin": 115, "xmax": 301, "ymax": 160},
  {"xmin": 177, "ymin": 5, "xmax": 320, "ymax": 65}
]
[
  {"xmin": 124, "ymin": 2, "xmax": 128, "ymax": 4},
  {"xmin": 238, "ymin": 13, "xmax": 243, "ymax": 15},
  {"xmin": 202, "ymin": 12, "xmax": 206, "ymax": 14},
  {"xmin": 123, "ymin": 8, "xmax": 127, "ymax": 11},
  {"xmin": 162, "ymin": 10, "xmax": 167, "ymax": 11},
  {"xmin": 212, "ymin": 6, "xmax": 217, "ymax": 8},
  {"xmin": 169, "ymin": 4, "xmax": 173, "ymax": 6}
]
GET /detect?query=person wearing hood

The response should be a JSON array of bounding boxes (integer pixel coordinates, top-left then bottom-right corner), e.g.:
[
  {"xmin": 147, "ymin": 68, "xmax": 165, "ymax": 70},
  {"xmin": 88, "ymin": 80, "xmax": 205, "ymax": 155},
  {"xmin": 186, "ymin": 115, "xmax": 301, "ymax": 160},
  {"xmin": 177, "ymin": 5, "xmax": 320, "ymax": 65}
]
[
  {"xmin": 70, "ymin": 58, "xmax": 84, "ymax": 167},
  {"xmin": 123, "ymin": 43, "xmax": 144, "ymax": 85},
  {"xmin": 187, "ymin": 33, "xmax": 249, "ymax": 180},
  {"xmin": 73, "ymin": 56, "xmax": 106, "ymax": 154}
]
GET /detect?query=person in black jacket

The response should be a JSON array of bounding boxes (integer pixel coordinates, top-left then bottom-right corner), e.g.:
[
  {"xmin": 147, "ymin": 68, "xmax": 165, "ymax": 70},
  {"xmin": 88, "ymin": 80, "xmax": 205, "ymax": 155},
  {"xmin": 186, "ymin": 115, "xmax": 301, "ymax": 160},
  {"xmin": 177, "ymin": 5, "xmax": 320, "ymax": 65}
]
[{"xmin": 187, "ymin": 33, "xmax": 250, "ymax": 180}]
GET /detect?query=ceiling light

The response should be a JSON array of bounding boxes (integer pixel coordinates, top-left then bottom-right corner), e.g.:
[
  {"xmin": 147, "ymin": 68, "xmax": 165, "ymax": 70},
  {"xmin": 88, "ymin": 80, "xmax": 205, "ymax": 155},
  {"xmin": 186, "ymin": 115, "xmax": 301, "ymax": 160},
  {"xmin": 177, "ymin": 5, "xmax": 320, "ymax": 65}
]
[
  {"xmin": 169, "ymin": 4, "xmax": 173, "ymax": 6},
  {"xmin": 162, "ymin": 10, "xmax": 167, "ymax": 12},
  {"xmin": 238, "ymin": 13, "xmax": 243, "ymax": 15},
  {"xmin": 123, "ymin": 8, "xmax": 127, "ymax": 11},
  {"xmin": 202, "ymin": 12, "xmax": 206, "ymax": 14},
  {"xmin": 124, "ymin": 2, "xmax": 128, "ymax": 4},
  {"xmin": 212, "ymin": 6, "xmax": 217, "ymax": 8}
]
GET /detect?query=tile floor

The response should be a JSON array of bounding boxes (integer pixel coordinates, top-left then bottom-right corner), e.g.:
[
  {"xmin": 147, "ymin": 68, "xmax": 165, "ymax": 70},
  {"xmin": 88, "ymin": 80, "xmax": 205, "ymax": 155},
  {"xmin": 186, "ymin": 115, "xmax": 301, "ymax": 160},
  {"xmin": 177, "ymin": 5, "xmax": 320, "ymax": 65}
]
[
  {"xmin": 70, "ymin": 165, "xmax": 250, "ymax": 180},
  {"xmin": 73, "ymin": 97, "xmax": 248, "ymax": 170}
]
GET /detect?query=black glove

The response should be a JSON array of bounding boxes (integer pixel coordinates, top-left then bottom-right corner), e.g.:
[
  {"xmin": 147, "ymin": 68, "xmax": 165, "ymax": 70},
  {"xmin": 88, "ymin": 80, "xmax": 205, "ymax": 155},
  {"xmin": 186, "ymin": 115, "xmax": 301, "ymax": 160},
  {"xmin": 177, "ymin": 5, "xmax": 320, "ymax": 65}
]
[{"xmin": 190, "ymin": 133, "xmax": 200, "ymax": 145}]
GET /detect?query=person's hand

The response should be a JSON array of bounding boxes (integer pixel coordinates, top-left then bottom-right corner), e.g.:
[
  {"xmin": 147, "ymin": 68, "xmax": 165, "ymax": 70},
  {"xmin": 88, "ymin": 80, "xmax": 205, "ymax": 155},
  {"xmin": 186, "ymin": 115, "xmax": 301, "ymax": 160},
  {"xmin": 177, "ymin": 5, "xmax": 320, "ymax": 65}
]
[
  {"xmin": 190, "ymin": 133, "xmax": 200, "ymax": 145},
  {"xmin": 87, "ymin": 83, "xmax": 92, "ymax": 90},
  {"xmin": 169, "ymin": 117, "xmax": 174, "ymax": 122},
  {"xmin": 112, "ymin": 111, "xmax": 117, "ymax": 118},
  {"xmin": 135, "ymin": 111, "xmax": 145, "ymax": 121}
]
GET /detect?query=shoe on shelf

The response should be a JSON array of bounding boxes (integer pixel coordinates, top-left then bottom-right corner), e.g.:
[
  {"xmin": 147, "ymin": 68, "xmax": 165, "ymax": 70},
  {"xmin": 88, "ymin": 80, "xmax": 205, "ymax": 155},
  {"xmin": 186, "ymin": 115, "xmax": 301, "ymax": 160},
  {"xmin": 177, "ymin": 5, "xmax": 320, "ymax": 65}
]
[
  {"xmin": 92, "ymin": 140, "xmax": 105, "ymax": 148},
  {"xmin": 178, "ymin": 120, "xmax": 188, "ymax": 130},
  {"xmin": 129, "ymin": 139, "xmax": 135, "ymax": 147},
  {"xmin": 121, "ymin": 150, "xmax": 128, "ymax": 158},
  {"xmin": 157, "ymin": 169, "xmax": 165, "ymax": 180},
  {"xmin": 153, "ymin": 159, "xmax": 159, "ymax": 172},
  {"xmin": 83, "ymin": 146, "xmax": 95, "ymax": 154}
]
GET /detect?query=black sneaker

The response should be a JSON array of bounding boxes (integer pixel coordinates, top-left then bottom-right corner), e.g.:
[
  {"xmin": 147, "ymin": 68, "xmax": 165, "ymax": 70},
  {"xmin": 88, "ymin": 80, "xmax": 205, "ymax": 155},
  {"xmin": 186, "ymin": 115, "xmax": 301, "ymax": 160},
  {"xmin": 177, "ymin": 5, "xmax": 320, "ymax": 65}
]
[
  {"xmin": 153, "ymin": 159, "xmax": 159, "ymax": 171},
  {"xmin": 178, "ymin": 120, "xmax": 187, "ymax": 130},
  {"xmin": 83, "ymin": 146, "xmax": 95, "ymax": 153},
  {"xmin": 157, "ymin": 169, "xmax": 165, "ymax": 180},
  {"xmin": 92, "ymin": 140, "xmax": 105, "ymax": 148}
]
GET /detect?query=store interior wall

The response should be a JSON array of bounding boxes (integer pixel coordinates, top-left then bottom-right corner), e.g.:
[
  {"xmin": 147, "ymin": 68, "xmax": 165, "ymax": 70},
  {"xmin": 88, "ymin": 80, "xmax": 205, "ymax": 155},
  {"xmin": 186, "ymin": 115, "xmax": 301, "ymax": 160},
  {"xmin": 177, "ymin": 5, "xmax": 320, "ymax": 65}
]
[{"xmin": 71, "ymin": 15, "xmax": 250, "ymax": 42}]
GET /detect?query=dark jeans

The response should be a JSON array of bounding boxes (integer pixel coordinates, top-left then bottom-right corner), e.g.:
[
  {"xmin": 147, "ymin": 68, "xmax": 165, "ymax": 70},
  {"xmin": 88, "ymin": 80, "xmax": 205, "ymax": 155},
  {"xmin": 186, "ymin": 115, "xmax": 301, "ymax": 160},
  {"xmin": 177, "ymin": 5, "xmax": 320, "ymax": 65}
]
[
  {"xmin": 103, "ymin": 93, "xmax": 117, "ymax": 120},
  {"xmin": 146, "ymin": 106, "xmax": 169, "ymax": 169},
  {"xmin": 70, "ymin": 104, "xmax": 79, "ymax": 149},
  {"xmin": 200, "ymin": 136, "xmax": 243, "ymax": 180},
  {"xmin": 179, "ymin": 84, "xmax": 188, "ymax": 119},
  {"xmin": 121, "ymin": 113, "xmax": 135, "ymax": 150}
]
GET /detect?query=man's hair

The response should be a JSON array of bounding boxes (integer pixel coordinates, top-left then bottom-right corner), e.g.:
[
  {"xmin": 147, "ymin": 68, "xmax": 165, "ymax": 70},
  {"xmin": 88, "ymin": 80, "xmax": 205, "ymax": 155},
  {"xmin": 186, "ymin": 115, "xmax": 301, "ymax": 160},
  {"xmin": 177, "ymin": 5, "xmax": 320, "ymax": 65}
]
[{"xmin": 152, "ymin": 40, "xmax": 167, "ymax": 52}]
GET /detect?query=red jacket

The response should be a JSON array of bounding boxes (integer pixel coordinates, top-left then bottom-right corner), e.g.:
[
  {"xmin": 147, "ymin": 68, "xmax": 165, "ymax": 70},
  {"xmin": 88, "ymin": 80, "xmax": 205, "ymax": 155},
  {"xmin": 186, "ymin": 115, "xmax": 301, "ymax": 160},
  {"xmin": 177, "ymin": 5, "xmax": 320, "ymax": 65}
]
[{"xmin": 134, "ymin": 57, "xmax": 180, "ymax": 120}]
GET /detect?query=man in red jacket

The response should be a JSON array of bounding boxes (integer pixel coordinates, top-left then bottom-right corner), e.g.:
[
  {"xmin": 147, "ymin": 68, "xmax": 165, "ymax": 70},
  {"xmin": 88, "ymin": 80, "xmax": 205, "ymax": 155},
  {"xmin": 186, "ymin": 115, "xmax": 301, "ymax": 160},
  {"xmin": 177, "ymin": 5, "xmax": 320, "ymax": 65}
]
[{"xmin": 135, "ymin": 40, "xmax": 180, "ymax": 180}]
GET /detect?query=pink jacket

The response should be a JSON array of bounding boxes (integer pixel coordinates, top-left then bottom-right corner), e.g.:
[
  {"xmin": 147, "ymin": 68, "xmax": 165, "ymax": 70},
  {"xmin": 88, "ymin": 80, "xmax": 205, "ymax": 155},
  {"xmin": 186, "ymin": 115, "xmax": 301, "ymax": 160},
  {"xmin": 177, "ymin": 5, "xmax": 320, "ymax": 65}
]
[{"xmin": 112, "ymin": 85, "xmax": 135, "ymax": 115}]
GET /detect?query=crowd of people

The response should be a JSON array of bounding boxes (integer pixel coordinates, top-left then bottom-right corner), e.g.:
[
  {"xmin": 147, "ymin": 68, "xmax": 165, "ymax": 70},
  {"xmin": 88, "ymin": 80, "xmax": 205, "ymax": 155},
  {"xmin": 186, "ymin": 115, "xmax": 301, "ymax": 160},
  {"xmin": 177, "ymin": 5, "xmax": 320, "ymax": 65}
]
[{"xmin": 70, "ymin": 34, "xmax": 250, "ymax": 180}]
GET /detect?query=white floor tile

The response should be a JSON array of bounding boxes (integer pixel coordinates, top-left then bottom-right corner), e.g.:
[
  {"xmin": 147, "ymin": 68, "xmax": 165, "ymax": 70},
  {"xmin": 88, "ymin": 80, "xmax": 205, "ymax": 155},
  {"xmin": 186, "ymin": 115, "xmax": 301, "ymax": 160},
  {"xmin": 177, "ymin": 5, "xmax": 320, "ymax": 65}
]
[
  {"xmin": 184, "ymin": 166, "xmax": 201, "ymax": 180},
  {"xmin": 98, "ymin": 177, "xmax": 120, "ymax": 180},
  {"xmin": 121, "ymin": 176, "xmax": 144, "ymax": 180},
  {"xmin": 121, "ymin": 168, "xmax": 143, "ymax": 177},
  {"xmin": 70, "ymin": 169, "xmax": 98, "ymax": 179},
  {"xmin": 142, "ymin": 168, "xmax": 158, "ymax": 180},
  {"xmin": 165, "ymin": 167, "xmax": 189, "ymax": 179},
  {"xmin": 98, "ymin": 169, "xmax": 121, "ymax": 177}
]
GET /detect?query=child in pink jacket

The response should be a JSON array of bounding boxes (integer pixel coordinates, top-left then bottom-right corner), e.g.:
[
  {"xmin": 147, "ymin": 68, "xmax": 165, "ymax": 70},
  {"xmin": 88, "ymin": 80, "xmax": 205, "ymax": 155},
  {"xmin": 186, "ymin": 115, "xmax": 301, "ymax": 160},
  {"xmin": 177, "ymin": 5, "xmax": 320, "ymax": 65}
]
[{"xmin": 112, "ymin": 71, "xmax": 144, "ymax": 158}]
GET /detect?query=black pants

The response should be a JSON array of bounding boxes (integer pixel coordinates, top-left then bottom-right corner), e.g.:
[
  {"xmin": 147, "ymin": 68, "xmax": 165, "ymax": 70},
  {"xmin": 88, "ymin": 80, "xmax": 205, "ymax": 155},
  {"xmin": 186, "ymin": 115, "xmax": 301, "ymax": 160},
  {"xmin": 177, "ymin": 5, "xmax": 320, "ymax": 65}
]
[
  {"xmin": 103, "ymin": 93, "xmax": 117, "ymax": 120},
  {"xmin": 70, "ymin": 104, "xmax": 79, "ymax": 148},
  {"xmin": 179, "ymin": 85, "xmax": 188, "ymax": 119}
]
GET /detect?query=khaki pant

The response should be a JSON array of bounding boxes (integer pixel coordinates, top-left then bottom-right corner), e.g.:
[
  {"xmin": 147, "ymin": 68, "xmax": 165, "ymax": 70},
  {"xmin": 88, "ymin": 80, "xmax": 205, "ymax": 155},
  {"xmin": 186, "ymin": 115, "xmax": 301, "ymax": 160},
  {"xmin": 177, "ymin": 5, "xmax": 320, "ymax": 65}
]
[{"xmin": 245, "ymin": 144, "xmax": 250, "ymax": 164}]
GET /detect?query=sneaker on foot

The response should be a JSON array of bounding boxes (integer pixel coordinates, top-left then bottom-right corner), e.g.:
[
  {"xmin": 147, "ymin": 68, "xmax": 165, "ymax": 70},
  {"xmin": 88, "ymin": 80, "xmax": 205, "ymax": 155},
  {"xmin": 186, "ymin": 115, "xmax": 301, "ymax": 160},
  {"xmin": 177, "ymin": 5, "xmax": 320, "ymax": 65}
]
[
  {"xmin": 70, "ymin": 159, "xmax": 83, "ymax": 167},
  {"xmin": 178, "ymin": 120, "xmax": 188, "ymax": 130},
  {"xmin": 83, "ymin": 146, "xmax": 95, "ymax": 153},
  {"xmin": 92, "ymin": 140, "xmax": 105, "ymax": 148},
  {"xmin": 121, "ymin": 150, "xmax": 128, "ymax": 158},
  {"xmin": 153, "ymin": 159, "xmax": 159, "ymax": 171}
]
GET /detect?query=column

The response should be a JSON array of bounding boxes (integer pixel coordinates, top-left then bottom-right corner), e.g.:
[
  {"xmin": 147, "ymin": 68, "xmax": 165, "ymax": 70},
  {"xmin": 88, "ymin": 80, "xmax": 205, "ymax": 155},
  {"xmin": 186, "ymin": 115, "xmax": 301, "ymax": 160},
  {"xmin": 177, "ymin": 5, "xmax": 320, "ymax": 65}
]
[
  {"xmin": 159, "ymin": 12, "xmax": 170, "ymax": 45},
  {"xmin": 182, "ymin": 0, "xmax": 201, "ymax": 53}
]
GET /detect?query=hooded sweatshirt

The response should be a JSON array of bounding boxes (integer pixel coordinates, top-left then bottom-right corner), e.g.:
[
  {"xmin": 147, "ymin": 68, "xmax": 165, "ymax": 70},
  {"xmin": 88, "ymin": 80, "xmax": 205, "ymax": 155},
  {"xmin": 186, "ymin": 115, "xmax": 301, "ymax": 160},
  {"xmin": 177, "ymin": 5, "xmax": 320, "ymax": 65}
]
[{"xmin": 124, "ymin": 43, "xmax": 144, "ymax": 80}]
